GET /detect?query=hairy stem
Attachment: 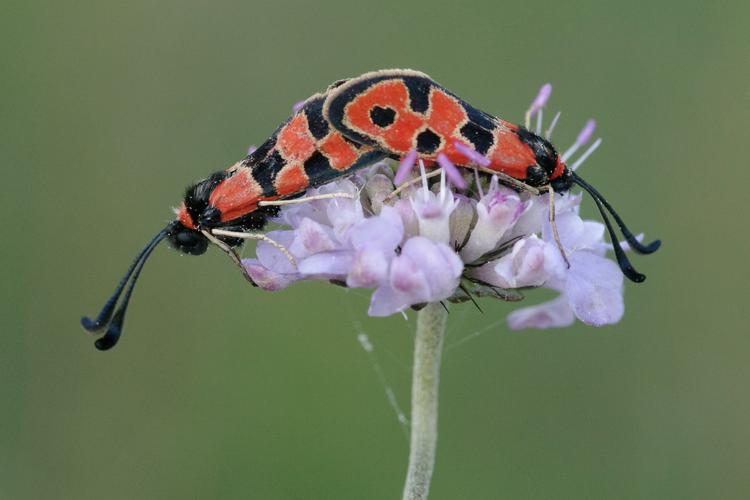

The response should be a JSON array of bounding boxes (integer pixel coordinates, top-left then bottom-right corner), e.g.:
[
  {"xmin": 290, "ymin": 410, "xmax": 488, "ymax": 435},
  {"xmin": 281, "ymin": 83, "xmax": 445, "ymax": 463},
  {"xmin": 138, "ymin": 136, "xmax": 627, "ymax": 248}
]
[{"xmin": 402, "ymin": 302, "xmax": 448, "ymax": 500}]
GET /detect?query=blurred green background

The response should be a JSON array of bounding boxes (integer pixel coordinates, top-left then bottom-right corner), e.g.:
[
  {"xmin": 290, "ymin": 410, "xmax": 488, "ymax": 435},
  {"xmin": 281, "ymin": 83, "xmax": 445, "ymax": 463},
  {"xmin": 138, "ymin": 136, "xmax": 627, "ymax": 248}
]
[{"xmin": 2, "ymin": 0, "xmax": 749, "ymax": 498}]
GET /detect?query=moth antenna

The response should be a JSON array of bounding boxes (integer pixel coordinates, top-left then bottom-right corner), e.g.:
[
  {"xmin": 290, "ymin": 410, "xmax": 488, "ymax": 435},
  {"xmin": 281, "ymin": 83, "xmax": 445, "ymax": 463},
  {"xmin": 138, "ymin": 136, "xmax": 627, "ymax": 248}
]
[
  {"xmin": 572, "ymin": 173, "xmax": 661, "ymax": 254},
  {"xmin": 82, "ymin": 224, "xmax": 172, "ymax": 348},
  {"xmin": 93, "ymin": 229, "xmax": 166, "ymax": 350},
  {"xmin": 81, "ymin": 225, "xmax": 171, "ymax": 333},
  {"xmin": 585, "ymin": 185, "xmax": 646, "ymax": 282}
]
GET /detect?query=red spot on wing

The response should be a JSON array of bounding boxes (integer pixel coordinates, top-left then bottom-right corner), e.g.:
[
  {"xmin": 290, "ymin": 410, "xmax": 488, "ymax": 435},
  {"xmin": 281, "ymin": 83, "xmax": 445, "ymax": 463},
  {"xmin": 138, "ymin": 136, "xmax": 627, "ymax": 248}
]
[
  {"xmin": 551, "ymin": 157, "xmax": 566, "ymax": 180},
  {"xmin": 344, "ymin": 81, "xmax": 423, "ymax": 153},
  {"xmin": 344, "ymin": 81, "xmax": 469, "ymax": 159},
  {"xmin": 486, "ymin": 129, "xmax": 536, "ymax": 179},
  {"xmin": 277, "ymin": 114, "xmax": 316, "ymax": 162},
  {"xmin": 176, "ymin": 203, "xmax": 196, "ymax": 229},
  {"xmin": 426, "ymin": 89, "xmax": 465, "ymax": 137},
  {"xmin": 275, "ymin": 163, "xmax": 309, "ymax": 196},
  {"xmin": 209, "ymin": 168, "xmax": 263, "ymax": 222},
  {"xmin": 320, "ymin": 133, "xmax": 358, "ymax": 171},
  {"xmin": 423, "ymin": 89, "xmax": 469, "ymax": 165}
]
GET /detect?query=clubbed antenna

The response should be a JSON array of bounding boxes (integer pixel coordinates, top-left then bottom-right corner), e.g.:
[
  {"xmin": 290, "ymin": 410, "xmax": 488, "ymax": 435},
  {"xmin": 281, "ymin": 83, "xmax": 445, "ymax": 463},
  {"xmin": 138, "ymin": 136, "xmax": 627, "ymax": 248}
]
[
  {"xmin": 81, "ymin": 223, "xmax": 173, "ymax": 350},
  {"xmin": 571, "ymin": 173, "xmax": 660, "ymax": 282},
  {"xmin": 573, "ymin": 173, "xmax": 661, "ymax": 255}
]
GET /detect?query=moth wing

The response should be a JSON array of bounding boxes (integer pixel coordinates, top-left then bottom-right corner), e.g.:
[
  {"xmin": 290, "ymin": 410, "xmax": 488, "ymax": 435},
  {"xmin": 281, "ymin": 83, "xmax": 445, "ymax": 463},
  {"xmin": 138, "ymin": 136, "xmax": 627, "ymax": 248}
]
[{"xmin": 323, "ymin": 69, "xmax": 502, "ymax": 159}]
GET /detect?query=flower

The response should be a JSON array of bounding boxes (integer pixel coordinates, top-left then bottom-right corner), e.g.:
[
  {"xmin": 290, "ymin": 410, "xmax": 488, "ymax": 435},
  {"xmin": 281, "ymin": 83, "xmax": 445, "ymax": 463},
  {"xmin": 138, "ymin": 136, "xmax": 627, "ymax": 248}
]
[{"xmin": 238, "ymin": 85, "xmax": 641, "ymax": 329}]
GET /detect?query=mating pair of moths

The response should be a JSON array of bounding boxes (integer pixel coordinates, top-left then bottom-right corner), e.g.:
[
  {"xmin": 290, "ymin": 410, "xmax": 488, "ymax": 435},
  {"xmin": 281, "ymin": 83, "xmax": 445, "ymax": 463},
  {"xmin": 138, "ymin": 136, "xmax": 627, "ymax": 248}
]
[{"xmin": 82, "ymin": 69, "xmax": 660, "ymax": 350}]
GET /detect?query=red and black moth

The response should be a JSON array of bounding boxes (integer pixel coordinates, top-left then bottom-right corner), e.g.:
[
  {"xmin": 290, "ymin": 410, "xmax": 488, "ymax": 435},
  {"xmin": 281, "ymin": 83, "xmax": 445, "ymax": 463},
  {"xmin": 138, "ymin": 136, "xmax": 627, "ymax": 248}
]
[{"xmin": 82, "ymin": 69, "xmax": 660, "ymax": 350}]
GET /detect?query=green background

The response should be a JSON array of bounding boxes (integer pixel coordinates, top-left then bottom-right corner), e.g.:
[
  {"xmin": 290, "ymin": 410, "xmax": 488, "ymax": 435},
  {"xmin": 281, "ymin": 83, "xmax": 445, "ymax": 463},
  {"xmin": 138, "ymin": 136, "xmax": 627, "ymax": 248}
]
[{"xmin": 2, "ymin": 0, "xmax": 749, "ymax": 498}]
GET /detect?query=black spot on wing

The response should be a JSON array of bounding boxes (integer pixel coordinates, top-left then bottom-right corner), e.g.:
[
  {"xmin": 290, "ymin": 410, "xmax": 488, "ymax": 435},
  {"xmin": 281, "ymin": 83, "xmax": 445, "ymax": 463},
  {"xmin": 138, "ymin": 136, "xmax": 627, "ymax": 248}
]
[
  {"xmin": 464, "ymin": 104, "xmax": 498, "ymax": 130},
  {"xmin": 246, "ymin": 133, "xmax": 278, "ymax": 165},
  {"xmin": 303, "ymin": 151, "xmax": 338, "ymax": 184},
  {"xmin": 416, "ymin": 129, "xmax": 441, "ymax": 154},
  {"xmin": 325, "ymin": 76, "xmax": 384, "ymax": 147},
  {"xmin": 304, "ymin": 97, "xmax": 330, "ymax": 140},
  {"xmin": 253, "ymin": 150, "xmax": 285, "ymax": 197},
  {"xmin": 403, "ymin": 76, "xmax": 431, "ymax": 113},
  {"xmin": 370, "ymin": 106, "xmax": 396, "ymax": 127},
  {"xmin": 325, "ymin": 72, "xmax": 435, "ymax": 146},
  {"xmin": 459, "ymin": 122, "xmax": 494, "ymax": 155},
  {"xmin": 516, "ymin": 127, "xmax": 558, "ymax": 176}
]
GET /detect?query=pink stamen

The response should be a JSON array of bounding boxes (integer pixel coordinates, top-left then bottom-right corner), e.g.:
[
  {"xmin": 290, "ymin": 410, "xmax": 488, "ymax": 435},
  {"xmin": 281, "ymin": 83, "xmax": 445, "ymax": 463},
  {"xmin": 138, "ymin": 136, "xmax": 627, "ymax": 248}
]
[
  {"xmin": 474, "ymin": 168, "xmax": 484, "ymax": 198},
  {"xmin": 527, "ymin": 83, "xmax": 552, "ymax": 116},
  {"xmin": 545, "ymin": 111, "xmax": 561, "ymax": 139},
  {"xmin": 394, "ymin": 149, "xmax": 418, "ymax": 185},
  {"xmin": 562, "ymin": 119, "xmax": 598, "ymax": 163},
  {"xmin": 454, "ymin": 142, "xmax": 491, "ymax": 167},
  {"xmin": 575, "ymin": 119, "xmax": 596, "ymax": 147},
  {"xmin": 437, "ymin": 153, "xmax": 467, "ymax": 189}
]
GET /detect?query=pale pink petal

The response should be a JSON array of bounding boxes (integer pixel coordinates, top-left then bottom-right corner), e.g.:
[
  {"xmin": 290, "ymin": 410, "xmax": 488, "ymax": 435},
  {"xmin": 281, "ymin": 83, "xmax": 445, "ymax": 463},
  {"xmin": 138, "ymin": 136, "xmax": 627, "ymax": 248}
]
[
  {"xmin": 256, "ymin": 230, "xmax": 297, "ymax": 274},
  {"xmin": 461, "ymin": 181, "xmax": 525, "ymax": 262},
  {"xmin": 394, "ymin": 198, "xmax": 419, "ymax": 238},
  {"xmin": 576, "ymin": 221, "xmax": 606, "ymax": 251},
  {"xmin": 290, "ymin": 218, "xmax": 336, "ymax": 257},
  {"xmin": 297, "ymin": 251, "xmax": 353, "ymax": 277},
  {"xmin": 489, "ymin": 236, "xmax": 551, "ymax": 288},
  {"xmin": 411, "ymin": 188, "xmax": 456, "ymax": 244},
  {"xmin": 507, "ymin": 296, "xmax": 575, "ymax": 330},
  {"xmin": 389, "ymin": 253, "xmax": 430, "ymax": 299},
  {"xmin": 241, "ymin": 259, "xmax": 299, "ymax": 291},
  {"xmin": 436, "ymin": 244, "xmax": 465, "ymax": 280},
  {"xmin": 399, "ymin": 237, "xmax": 462, "ymax": 299},
  {"xmin": 349, "ymin": 205, "xmax": 404, "ymax": 253},
  {"xmin": 564, "ymin": 251, "xmax": 624, "ymax": 326},
  {"xmin": 542, "ymin": 210, "xmax": 584, "ymax": 251},
  {"xmin": 347, "ymin": 248, "xmax": 390, "ymax": 288},
  {"xmin": 368, "ymin": 286, "xmax": 411, "ymax": 317}
]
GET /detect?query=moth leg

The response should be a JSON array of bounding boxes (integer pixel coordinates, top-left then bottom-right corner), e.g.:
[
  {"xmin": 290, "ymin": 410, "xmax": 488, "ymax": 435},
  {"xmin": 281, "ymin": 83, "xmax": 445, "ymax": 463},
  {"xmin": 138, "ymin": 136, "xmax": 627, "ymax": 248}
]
[
  {"xmin": 209, "ymin": 229, "xmax": 297, "ymax": 268},
  {"xmin": 384, "ymin": 169, "xmax": 442, "ymax": 201},
  {"xmin": 472, "ymin": 166, "xmax": 540, "ymax": 195},
  {"xmin": 201, "ymin": 230, "xmax": 257, "ymax": 285},
  {"xmin": 547, "ymin": 185, "xmax": 570, "ymax": 268},
  {"xmin": 258, "ymin": 192, "xmax": 356, "ymax": 207}
]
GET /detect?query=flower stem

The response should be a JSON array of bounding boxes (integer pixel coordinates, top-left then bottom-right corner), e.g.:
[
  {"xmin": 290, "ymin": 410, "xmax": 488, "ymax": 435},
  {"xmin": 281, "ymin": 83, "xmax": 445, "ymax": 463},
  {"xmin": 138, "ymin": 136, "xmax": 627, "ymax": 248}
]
[{"xmin": 402, "ymin": 302, "xmax": 448, "ymax": 500}]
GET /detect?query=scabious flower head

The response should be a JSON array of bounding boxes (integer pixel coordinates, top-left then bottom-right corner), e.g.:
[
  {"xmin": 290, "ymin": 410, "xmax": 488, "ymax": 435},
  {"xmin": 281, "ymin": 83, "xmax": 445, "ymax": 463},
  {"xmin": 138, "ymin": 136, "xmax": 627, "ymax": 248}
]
[{"xmin": 241, "ymin": 86, "xmax": 640, "ymax": 329}]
